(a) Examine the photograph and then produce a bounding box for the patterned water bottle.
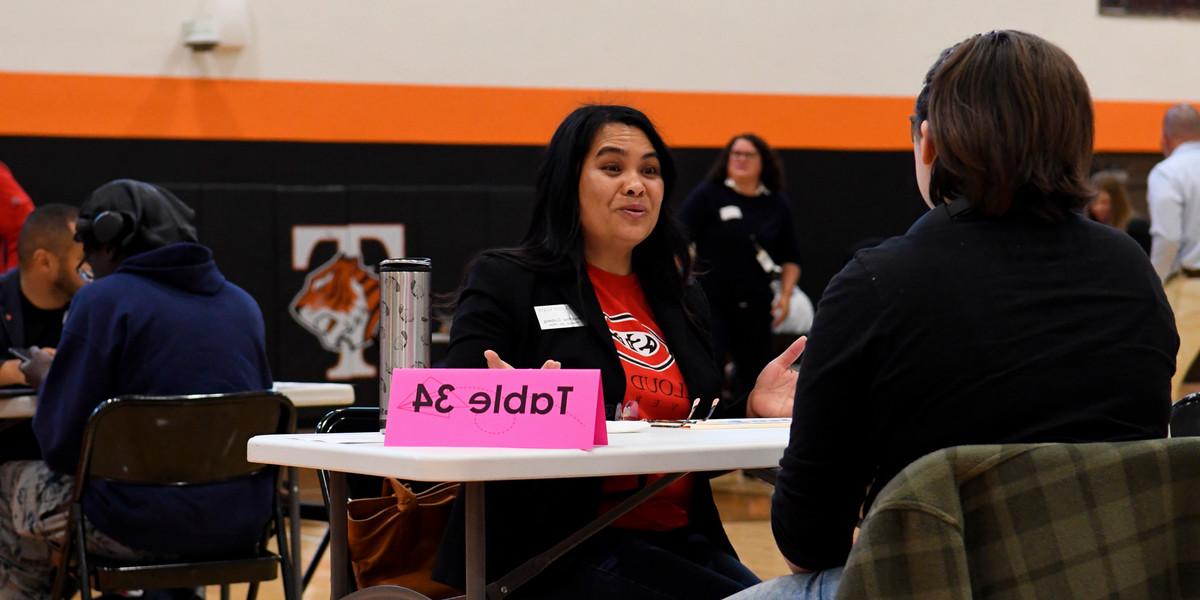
[378,257,432,431]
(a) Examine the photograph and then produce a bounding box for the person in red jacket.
[0,163,36,273]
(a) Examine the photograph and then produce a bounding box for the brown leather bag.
[345,479,462,599]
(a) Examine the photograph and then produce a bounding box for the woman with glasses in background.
[680,134,802,417]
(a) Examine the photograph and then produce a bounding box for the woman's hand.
[746,336,806,418]
[483,349,560,370]
[771,294,791,328]
[772,263,801,328]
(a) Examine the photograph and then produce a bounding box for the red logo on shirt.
[605,312,676,372]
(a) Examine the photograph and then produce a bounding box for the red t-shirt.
[588,264,694,531]
[0,163,33,273]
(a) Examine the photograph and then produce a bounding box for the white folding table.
[0,382,354,418]
[267,382,356,593]
[247,425,790,600]
[271,381,356,408]
[0,394,35,420]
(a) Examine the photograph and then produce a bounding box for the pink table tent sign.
[385,368,608,449]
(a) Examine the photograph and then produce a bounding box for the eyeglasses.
[730,150,759,160]
[908,114,922,139]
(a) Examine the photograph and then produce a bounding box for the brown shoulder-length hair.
[1089,170,1133,229]
[705,133,786,194]
[917,30,1095,220]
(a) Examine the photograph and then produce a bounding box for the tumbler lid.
[378,257,432,272]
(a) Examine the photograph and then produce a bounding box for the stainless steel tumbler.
[378,257,432,430]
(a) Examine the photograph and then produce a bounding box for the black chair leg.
[73,512,93,600]
[49,528,74,598]
[274,498,298,600]
[221,582,231,600]
[246,581,259,600]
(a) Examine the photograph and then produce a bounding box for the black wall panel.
[0,135,1161,407]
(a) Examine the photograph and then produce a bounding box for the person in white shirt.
[1148,102,1200,399]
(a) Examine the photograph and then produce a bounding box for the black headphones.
[76,210,135,247]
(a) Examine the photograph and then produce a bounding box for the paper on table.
[606,420,651,434]
[650,418,791,429]
[307,432,384,444]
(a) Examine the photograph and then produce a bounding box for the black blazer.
[433,255,736,590]
[0,268,40,462]
[0,268,26,351]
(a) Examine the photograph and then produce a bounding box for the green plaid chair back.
[837,439,1200,600]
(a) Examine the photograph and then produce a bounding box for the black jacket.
[679,182,801,307]
[0,269,40,462]
[433,254,735,590]
[0,268,27,351]
[772,205,1178,571]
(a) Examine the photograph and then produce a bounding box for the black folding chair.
[1172,392,1200,437]
[49,391,299,600]
[311,407,387,595]
[314,407,462,599]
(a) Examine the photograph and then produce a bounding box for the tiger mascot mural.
[289,252,381,379]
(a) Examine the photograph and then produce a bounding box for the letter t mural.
[290,224,406,380]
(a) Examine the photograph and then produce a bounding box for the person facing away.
[1147,103,1200,399]
[732,30,1176,600]
[434,104,805,599]
[0,204,87,463]
[0,179,273,600]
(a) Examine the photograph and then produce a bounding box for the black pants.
[709,297,774,412]
[0,420,40,462]
[516,528,759,600]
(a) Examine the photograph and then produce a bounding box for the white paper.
[534,304,585,330]
[719,205,744,221]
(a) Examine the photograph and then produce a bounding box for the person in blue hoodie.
[0,179,273,600]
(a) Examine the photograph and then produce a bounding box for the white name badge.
[719,205,743,221]
[534,304,585,330]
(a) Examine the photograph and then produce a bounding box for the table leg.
[289,466,303,594]
[329,471,351,599]
[465,481,486,600]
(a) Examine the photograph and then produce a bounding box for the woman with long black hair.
[433,105,802,599]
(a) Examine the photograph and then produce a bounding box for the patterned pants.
[0,460,164,600]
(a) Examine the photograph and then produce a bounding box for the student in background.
[0,180,273,600]
[0,204,86,463]
[0,163,36,273]
[1087,170,1150,254]
[680,134,802,416]
[1147,103,1200,399]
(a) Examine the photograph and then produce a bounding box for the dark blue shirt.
[33,242,274,556]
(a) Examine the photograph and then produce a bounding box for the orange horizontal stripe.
[0,71,1176,152]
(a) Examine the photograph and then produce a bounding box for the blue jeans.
[515,528,760,599]
[725,567,843,600]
